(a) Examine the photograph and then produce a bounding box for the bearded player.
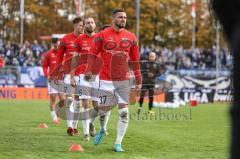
[71,18,111,140]
[70,17,98,140]
[85,9,142,152]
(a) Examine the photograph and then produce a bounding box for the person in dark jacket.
[138,52,164,115]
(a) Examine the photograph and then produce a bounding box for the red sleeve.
[129,34,142,85]
[70,38,81,74]
[86,32,103,73]
[41,52,49,78]
[57,38,66,64]
[90,32,103,56]
[73,37,81,53]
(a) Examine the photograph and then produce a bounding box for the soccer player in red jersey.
[56,17,84,136]
[70,17,99,140]
[72,22,112,140]
[42,38,64,124]
[85,9,142,152]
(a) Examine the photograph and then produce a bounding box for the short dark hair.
[100,24,111,31]
[72,17,83,24]
[112,8,125,17]
[52,38,58,44]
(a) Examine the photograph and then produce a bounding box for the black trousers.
[139,85,155,110]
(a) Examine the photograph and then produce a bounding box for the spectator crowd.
[0,39,48,67]
[0,39,233,71]
[140,45,233,71]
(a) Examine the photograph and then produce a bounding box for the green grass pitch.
[0,100,230,159]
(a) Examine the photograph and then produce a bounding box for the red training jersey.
[42,48,58,78]
[73,33,97,75]
[57,32,80,75]
[89,27,142,84]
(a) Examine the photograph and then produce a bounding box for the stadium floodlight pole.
[82,0,85,17]
[192,16,196,49]
[75,0,83,16]
[20,0,24,45]
[215,20,220,93]
[136,0,140,42]
[191,0,196,49]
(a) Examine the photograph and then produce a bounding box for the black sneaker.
[89,123,96,137]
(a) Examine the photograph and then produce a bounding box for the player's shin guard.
[72,100,81,129]
[50,111,58,122]
[66,96,74,128]
[90,108,98,124]
[98,110,109,132]
[82,108,90,135]
[115,108,129,145]
[103,111,111,131]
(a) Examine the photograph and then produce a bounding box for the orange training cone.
[69,144,84,152]
[38,123,48,128]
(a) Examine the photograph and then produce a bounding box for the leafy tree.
[1,0,220,48]
[86,0,217,48]
[24,0,73,42]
